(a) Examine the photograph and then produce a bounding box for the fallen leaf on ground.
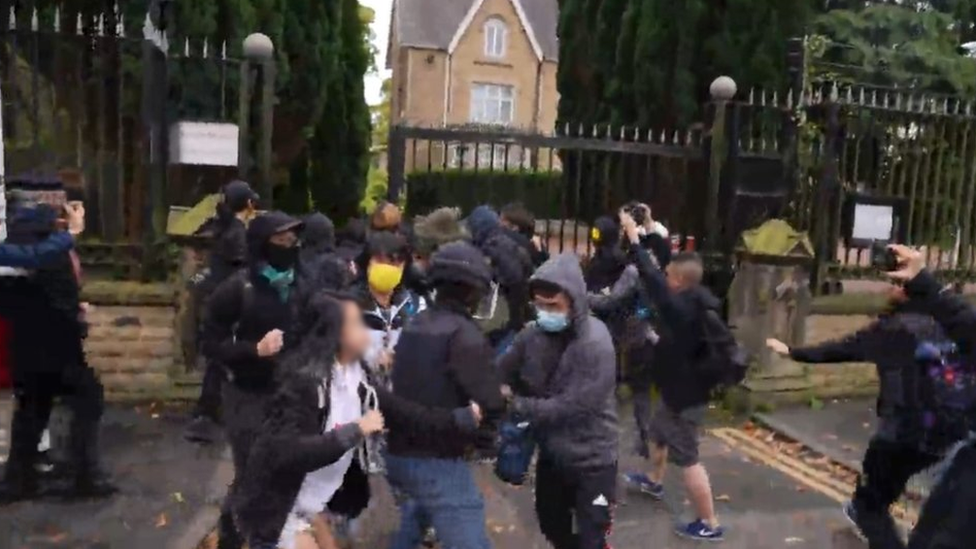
[842,445,856,452]
[785,537,805,544]
[155,513,168,528]
[715,494,731,502]
[172,492,184,503]
[823,434,839,440]
[151,413,160,419]
[47,533,67,543]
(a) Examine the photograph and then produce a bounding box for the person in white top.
[232,291,483,549]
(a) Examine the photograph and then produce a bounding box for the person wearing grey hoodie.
[497,253,619,549]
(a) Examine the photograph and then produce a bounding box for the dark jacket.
[235,365,478,546]
[630,241,715,411]
[498,254,619,470]
[387,301,506,459]
[589,264,659,354]
[0,231,74,269]
[301,214,352,291]
[207,217,248,288]
[203,218,304,393]
[468,206,533,337]
[788,307,949,446]
[505,227,549,268]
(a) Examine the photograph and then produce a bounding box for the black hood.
[247,211,303,262]
[302,213,336,254]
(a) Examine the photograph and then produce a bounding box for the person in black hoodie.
[386,241,506,549]
[620,210,725,542]
[301,212,352,292]
[766,283,952,548]
[585,216,628,294]
[233,291,482,549]
[185,180,259,444]
[203,211,304,549]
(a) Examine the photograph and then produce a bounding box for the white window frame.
[484,17,508,59]
[470,83,515,126]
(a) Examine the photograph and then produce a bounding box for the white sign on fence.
[169,122,239,167]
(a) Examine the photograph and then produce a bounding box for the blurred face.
[665,263,689,293]
[412,253,430,272]
[340,301,371,361]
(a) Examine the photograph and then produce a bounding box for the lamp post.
[705,76,737,252]
[239,33,275,208]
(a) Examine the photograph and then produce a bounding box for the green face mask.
[260,264,295,302]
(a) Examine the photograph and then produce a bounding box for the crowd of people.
[1,176,975,549]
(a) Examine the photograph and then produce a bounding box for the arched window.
[484,17,507,58]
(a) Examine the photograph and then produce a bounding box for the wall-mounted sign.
[169,122,239,167]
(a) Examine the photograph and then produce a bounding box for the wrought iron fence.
[389,124,708,258]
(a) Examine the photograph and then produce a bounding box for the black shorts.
[647,402,704,467]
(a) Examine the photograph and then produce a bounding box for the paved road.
[0,397,865,549]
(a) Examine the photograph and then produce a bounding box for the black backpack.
[695,307,750,391]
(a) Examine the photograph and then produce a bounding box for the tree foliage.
[558,0,976,129]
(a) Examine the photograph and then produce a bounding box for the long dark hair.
[278,290,358,381]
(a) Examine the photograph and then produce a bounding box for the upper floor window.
[471,83,514,125]
[484,17,508,58]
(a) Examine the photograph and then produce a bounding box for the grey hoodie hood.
[530,253,589,323]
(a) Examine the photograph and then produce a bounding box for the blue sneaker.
[676,519,725,542]
[622,472,664,499]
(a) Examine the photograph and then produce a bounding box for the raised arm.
[0,232,74,269]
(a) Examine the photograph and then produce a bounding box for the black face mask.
[266,243,299,271]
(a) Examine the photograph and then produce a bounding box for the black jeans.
[535,458,616,549]
[6,368,105,480]
[854,438,941,549]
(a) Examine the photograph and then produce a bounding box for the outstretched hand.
[765,338,790,356]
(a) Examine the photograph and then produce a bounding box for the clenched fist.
[256,329,284,357]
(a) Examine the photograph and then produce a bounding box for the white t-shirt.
[279,362,366,549]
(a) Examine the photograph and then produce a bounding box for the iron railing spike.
[772,90,779,107]
[760,89,767,107]
[577,123,584,137]
[749,88,755,105]
[203,38,209,58]
[845,87,853,104]
[830,82,839,102]
[672,130,679,145]
[222,41,228,60]
[185,37,190,57]
[97,13,105,36]
[8,6,15,30]
[659,129,666,143]
[943,98,950,115]
[31,7,39,31]
[895,92,902,110]
[786,89,794,110]
[859,87,866,105]
[966,102,973,116]
[77,12,83,35]
[54,6,61,33]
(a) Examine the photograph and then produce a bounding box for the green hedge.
[405,170,564,217]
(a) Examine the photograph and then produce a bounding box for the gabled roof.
[391,0,558,62]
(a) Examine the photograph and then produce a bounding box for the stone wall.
[81,282,180,401]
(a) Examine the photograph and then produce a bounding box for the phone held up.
[870,241,899,272]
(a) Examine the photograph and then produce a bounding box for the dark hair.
[529,279,564,299]
[366,231,408,263]
[280,291,358,379]
[433,280,483,311]
[500,202,535,236]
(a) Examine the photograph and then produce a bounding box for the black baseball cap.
[224,180,259,211]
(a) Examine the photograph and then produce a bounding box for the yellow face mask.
[368,263,404,294]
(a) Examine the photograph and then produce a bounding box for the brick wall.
[81,282,180,401]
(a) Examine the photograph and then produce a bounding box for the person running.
[185,180,259,444]
[385,241,506,549]
[497,253,619,549]
[766,281,954,548]
[233,291,482,549]
[620,210,725,541]
[203,211,306,549]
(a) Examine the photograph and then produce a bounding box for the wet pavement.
[0,395,867,549]
[756,397,937,496]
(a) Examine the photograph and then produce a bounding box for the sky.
[362,0,394,106]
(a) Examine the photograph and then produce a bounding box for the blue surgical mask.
[536,309,570,333]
